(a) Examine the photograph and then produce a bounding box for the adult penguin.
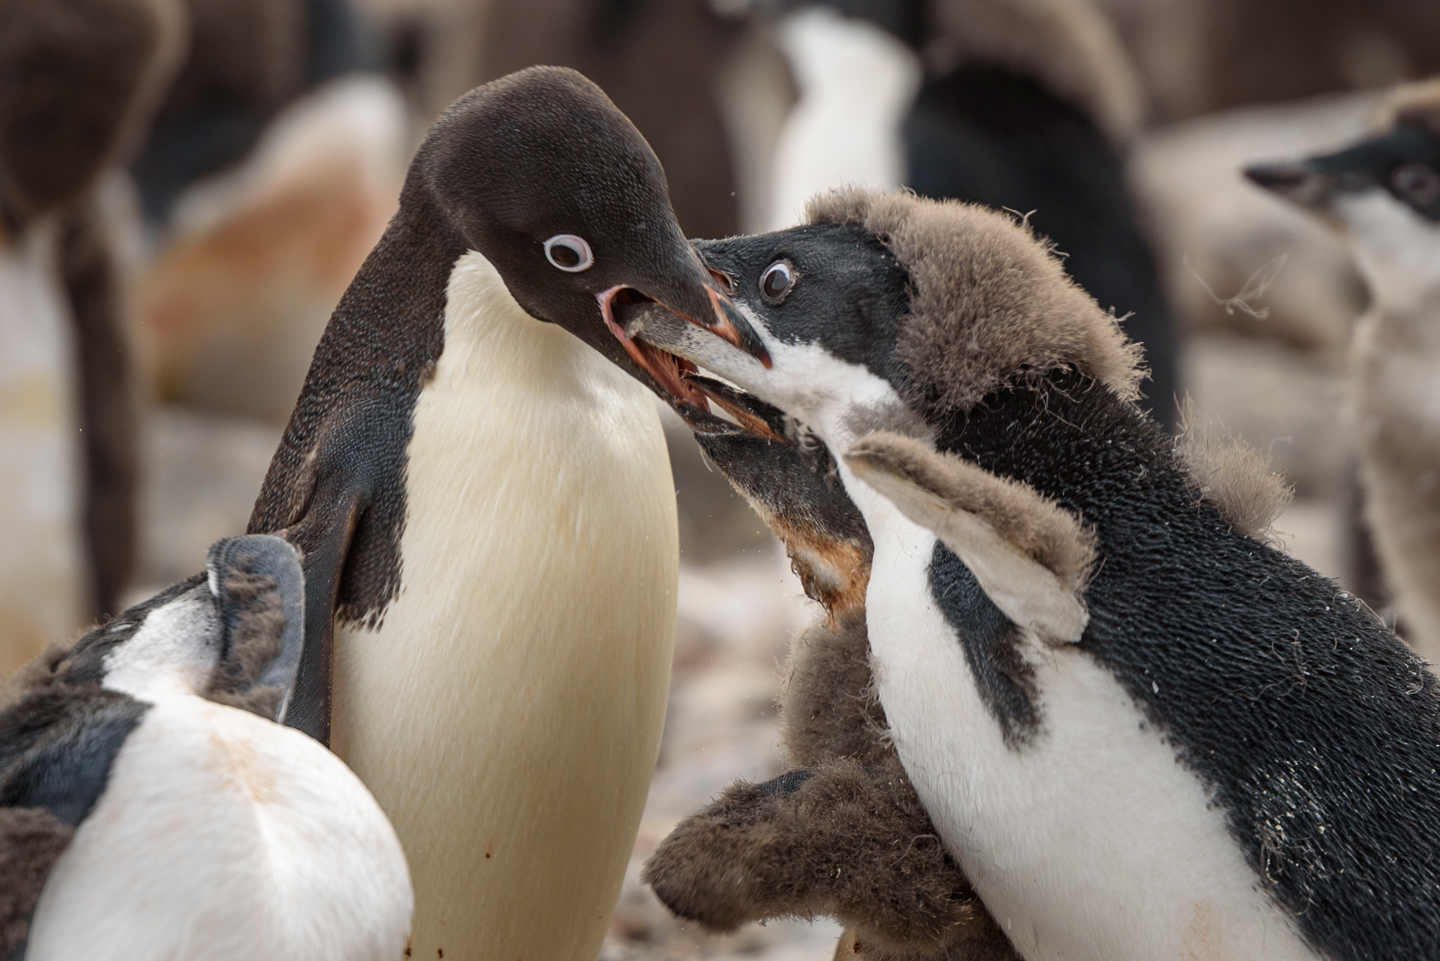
[628,187,1440,959]
[246,66,767,961]
[1245,78,1440,665]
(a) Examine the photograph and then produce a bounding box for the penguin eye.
[544,234,594,272]
[1391,162,1440,208]
[760,260,796,303]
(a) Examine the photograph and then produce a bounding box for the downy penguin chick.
[246,66,768,961]
[0,535,411,961]
[635,398,1019,960]
[631,187,1440,961]
[1245,79,1440,667]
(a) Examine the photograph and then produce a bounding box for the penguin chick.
[640,405,1019,960]
[1244,78,1440,665]
[631,187,1440,960]
[0,535,412,961]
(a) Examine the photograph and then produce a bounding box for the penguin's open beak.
[598,265,771,431]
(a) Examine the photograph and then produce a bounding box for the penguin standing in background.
[246,67,767,961]
[626,187,1440,960]
[0,534,411,961]
[770,0,1178,427]
[1245,78,1440,667]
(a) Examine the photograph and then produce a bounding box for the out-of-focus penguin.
[0,534,411,960]
[245,67,767,961]
[1245,78,1440,668]
[625,187,1440,960]
[768,0,1178,427]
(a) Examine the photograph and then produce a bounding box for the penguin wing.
[271,487,364,747]
[845,432,1094,644]
[203,535,307,725]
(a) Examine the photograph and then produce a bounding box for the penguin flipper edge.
[845,432,1094,645]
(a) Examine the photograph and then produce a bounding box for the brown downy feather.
[1174,403,1293,542]
[806,189,1144,415]
[643,755,1002,951]
[781,609,891,769]
[0,644,70,715]
[204,568,285,718]
[924,0,1145,145]
[0,807,75,957]
[846,432,1098,591]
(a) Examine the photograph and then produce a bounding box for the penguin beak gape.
[598,271,774,433]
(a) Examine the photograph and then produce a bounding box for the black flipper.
[205,534,307,724]
[282,490,364,746]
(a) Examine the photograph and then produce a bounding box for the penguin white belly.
[25,696,411,961]
[859,496,1316,961]
[330,252,678,961]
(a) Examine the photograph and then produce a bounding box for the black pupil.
[552,243,581,268]
[763,264,790,298]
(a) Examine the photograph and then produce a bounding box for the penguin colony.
[1245,79,1440,669]
[5,60,1440,961]
[0,535,410,960]
[627,186,1440,960]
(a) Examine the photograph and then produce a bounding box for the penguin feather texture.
[0,807,73,956]
[846,431,1097,591]
[1173,403,1293,542]
[805,188,1144,413]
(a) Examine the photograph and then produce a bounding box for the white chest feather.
[850,475,1315,961]
[25,696,411,961]
[330,251,679,961]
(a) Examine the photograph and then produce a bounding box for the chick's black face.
[415,67,766,417]
[694,223,913,394]
[1246,124,1440,221]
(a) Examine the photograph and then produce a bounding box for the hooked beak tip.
[704,287,772,368]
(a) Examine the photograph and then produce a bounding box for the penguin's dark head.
[413,65,768,427]
[1244,79,1440,306]
[625,188,1142,444]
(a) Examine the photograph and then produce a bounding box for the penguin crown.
[804,187,1145,414]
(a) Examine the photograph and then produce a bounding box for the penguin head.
[1244,79,1440,310]
[55,535,306,722]
[412,66,768,427]
[625,188,1142,444]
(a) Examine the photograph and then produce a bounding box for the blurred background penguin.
[4,0,1440,958]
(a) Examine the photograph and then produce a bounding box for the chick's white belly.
[863,519,1315,961]
[25,697,412,961]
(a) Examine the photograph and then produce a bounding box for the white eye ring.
[544,234,594,272]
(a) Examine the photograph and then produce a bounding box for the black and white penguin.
[244,66,766,961]
[1244,78,1440,668]
[0,534,411,960]
[626,186,1440,960]
[768,0,1178,427]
